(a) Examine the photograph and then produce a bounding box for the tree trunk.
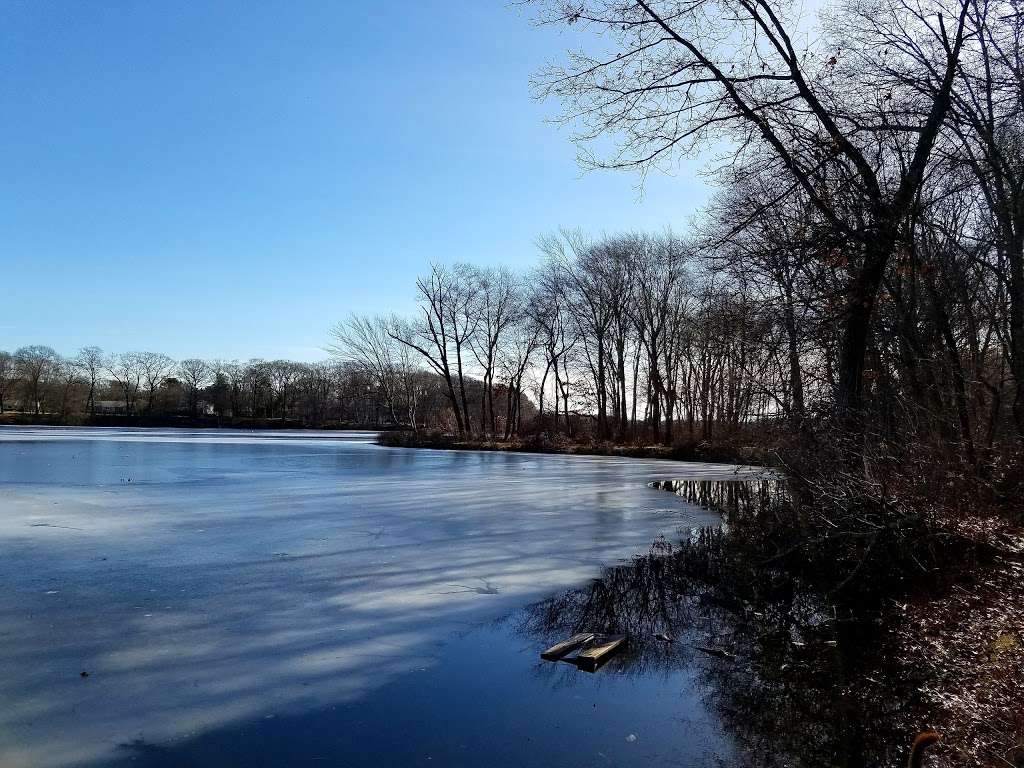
[835,233,896,421]
[455,344,472,437]
[1009,231,1024,438]
[782,279,804,425]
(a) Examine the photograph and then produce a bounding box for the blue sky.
[1,1,711,361]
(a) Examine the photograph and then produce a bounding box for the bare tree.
[389,264,477,434]
[220,361,245,417]
[498,313,543,438]
[538,231,618,437]
[330,314,406,425]
[297,362,334,426]
[528,258,579,434]
[600,236,640,439]
[106,352,145,416]
[447,264,480,434]
[74,346,105,417]
[268,360,300,420]
[530,0,971,420]
[243,360,270,418]
[138,352,175,414]
[53,358,83,420]
[947,1,1024,435]
[467,266,522,435]
[0,351,14,413]
[15,345,59,415]
[701,181,829,426]
[178,358,211,418]
[632,233,690,442]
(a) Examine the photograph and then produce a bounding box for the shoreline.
[0,413,395,432]
[375,430,776,467]
[383,430,1024,766]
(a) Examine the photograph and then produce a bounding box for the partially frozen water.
[0,427,759,767]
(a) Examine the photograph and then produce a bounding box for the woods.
[10,1,1023,458]
[323,0,1024,468]
[327,4,1024,753]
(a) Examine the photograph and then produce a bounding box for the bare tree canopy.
[529,0,971,419]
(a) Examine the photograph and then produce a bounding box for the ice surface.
[0,427,758,767]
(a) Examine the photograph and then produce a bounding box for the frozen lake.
[0,427,758,767]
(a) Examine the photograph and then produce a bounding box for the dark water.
[0,427,759,768]
[516,527,931,768]
[94,617,732,768]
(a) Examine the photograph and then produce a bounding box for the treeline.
[330,0,1024,467]
[334,187,1019,455]
[0,346,489,429]
[333,241,804,444]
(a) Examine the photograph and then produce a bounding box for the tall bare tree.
[530,0,971,420]
[178,358,211,418]
[389,264,478,434]
[15,345,58,415]
[948,1,1024,435]
[75,346,105,417]
[467,266,522,435]
[138,352,175,414]
[529,257,580,434]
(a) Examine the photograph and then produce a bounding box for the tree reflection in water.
[517,479,930,768]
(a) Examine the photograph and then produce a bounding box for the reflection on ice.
[649,477,787,522]
[0,427,756,767]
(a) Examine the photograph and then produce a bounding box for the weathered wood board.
[540,632,596,661]
[576,634,626,672]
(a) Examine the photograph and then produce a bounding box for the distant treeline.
[0,346,532,430]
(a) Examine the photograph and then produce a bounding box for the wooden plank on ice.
[541,632,595,661]
[576,634,626,672]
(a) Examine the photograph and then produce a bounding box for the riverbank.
[902,521,1024,767]
[636,479,1024,767]
[376,429,777,466]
